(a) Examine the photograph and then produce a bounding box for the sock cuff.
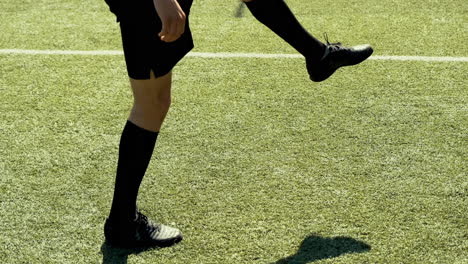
[124,120,159,138]
[120,121,159,156]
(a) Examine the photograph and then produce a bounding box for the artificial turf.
[0,0,467,263]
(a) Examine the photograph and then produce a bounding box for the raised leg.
[241,0,373,82]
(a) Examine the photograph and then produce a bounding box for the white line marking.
[369,55,468,62]
[0,49,467,62]
[0,49,123,56]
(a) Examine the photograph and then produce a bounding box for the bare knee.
[133,93,171,115]
[130,95,171,132]
[129,72,173,132]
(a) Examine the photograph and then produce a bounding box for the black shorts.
[105,0,194,79]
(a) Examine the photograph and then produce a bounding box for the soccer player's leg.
[105,71,183,248]
[241,0,373,82]
[103,0,194,248]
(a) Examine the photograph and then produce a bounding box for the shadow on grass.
[100,241,159,264]
[273,234,371,264]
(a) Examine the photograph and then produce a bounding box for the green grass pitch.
[0,0,467,263]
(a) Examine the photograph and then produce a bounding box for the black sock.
[108,121,159,223]
[245,0,325,60]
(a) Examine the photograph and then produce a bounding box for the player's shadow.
[273,234,371,264]
[100,241,159,264]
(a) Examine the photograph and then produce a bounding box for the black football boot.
[307,35,373,82]
[104,212,183,248]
